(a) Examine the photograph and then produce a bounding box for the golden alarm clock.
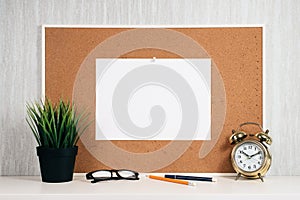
[229,122,272,182]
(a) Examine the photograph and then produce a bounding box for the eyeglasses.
[86,169,139,183]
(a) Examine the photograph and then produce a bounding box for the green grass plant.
[26,98,90,148]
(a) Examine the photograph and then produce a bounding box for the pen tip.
[212,178,217,182]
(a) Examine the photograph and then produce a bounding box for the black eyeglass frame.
[86,169,139,183]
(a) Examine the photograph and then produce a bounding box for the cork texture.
[45,27,262,173]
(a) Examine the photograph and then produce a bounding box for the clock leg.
[235,173,241,181]
[258,173,264,182]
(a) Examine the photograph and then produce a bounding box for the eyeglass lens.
[92,171,111,178]
[117,170,136,178]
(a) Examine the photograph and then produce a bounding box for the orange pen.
[146,175,196,186]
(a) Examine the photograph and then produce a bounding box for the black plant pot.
[37,146,78,183]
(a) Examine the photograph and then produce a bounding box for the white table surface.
[0,174,299,200]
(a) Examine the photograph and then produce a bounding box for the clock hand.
[250,152,261,158]
[241,151,251,158]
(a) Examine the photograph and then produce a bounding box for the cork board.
[44,27,263,173]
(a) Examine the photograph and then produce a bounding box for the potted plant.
[26,98,89,183]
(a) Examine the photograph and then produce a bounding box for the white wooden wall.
[0,0,299,175]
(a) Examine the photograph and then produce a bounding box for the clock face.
[234,141,265,172]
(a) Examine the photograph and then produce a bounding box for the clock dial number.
[234,142,265,172]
